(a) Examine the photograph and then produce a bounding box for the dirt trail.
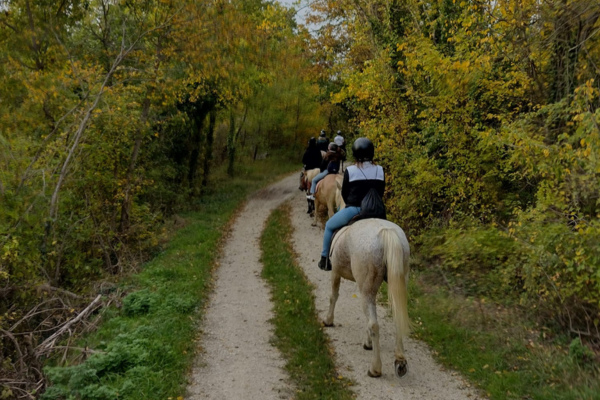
[187,175,297,400]
[288,180,484,400]
[188,173,483,400]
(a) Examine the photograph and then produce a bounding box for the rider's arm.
[320,153,329,172]
[341,169,350,203]
[374,167,386,198]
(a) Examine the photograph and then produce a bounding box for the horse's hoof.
[322,320,334,327]
[363,343,372,351]
[367,369,381,378]
[394,359,408,379]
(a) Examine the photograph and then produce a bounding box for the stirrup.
[318,256,332,271]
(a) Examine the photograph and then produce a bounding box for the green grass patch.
[260,204,355,400]
[406,273,600,400]
[41,156,299,400]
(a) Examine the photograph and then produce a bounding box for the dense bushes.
[0,0,323,395]
[311,0,600,338]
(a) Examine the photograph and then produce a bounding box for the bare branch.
[36,294,102,352]
[0,328,25,372]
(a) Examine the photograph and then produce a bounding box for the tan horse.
[312,174,343,227]
[324,219,411,379]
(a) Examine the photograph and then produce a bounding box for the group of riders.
[301,131,385,272]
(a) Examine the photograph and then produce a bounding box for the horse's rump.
[330,219,410,335]
[312,174,341,226]
[326,218,411,378]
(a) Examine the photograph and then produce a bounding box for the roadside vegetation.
[260,204,355,400]
[309,0,600,393]
[409,272,600,400]
[0,0,325,396]
[39,157,298,400]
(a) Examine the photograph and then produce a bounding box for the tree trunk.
[227,110,236,177]
[188,111,208,191]
[202,109,216,187]
[119,95,151,233]
[226,106,248,176]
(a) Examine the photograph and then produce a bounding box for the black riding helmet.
[352,138,374,162]
[309,137,316,145]
[320,130,327,137]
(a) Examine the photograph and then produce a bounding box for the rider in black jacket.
[302,137,323,170]
[317,130,329,152]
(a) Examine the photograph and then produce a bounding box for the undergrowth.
[388,270,600,400]
[260,204,355,400]
[41,156,298,400]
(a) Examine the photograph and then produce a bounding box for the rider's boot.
[318,256,332,271]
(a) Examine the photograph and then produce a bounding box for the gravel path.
[187,175,297,400]
[188,173,484,400]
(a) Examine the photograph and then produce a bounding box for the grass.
[41,155,299,400]
[399,271,600,400]
[260,203,355,400]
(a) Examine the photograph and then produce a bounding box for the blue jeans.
[322,206,361,257]
[310,170,329,195]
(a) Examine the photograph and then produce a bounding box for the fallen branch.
[36,294,102,352]
[36,284,84,300]
[40,345,104,356]
[0,328,25,373]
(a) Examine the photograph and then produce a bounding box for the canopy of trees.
[0,0,325,394]
[310,0,600,339]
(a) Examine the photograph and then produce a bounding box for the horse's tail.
[380,228,411,338]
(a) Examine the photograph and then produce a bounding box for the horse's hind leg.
[362,296,382,377]
[362,296,373,351]
[312,197,319,226]
[323,273,341,327]
[394,331,407,378]
[327,197,335,218]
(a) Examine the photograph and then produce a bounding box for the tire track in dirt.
[288,186,485,400]
[186,175,297,400]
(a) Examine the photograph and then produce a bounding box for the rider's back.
[342,162,385,208]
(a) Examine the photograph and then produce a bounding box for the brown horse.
[312,173,343,228]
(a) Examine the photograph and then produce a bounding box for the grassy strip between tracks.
[260,204,355,400]
[41,157,298,400]
[380,273,600,400]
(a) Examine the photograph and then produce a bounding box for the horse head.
[299,171,307,191]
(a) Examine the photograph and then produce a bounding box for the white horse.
[324,217,411,379]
